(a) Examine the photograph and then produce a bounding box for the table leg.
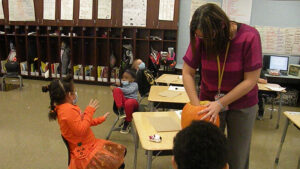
[276,93,283,129]
[149,101,154,112]
[274,118,290,167]
[133,125,139,169]
[146,150,153,169]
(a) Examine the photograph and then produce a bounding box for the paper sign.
[9,0,35,21]
[123,0,147,27]
[0,0,4,19]
[61,0,73,20]
[98,0,111,19]
[159,0,175,21]
[43,0,56,20]
[79,0,93,20]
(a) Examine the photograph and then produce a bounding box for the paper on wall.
[43,0,55,20]
[0,0,4,19]
[9,0,35,21]
[61,0,73,20]
[222,0,252,25]
[291,28,300,55]
[190,0,221,21]
[123,0,147,27]
[79,0,93,20]
[159,0,175,21]
[98,0,111,19]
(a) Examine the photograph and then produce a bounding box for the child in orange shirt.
[42,76,126,169]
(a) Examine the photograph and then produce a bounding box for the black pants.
[258,91,277,117]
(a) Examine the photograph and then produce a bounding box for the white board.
[98,0,111,19]
[79,0,93,20]
[159,0,175,21]
[9,0,35,21]
[222,0,253,24]
[43,0,56,20]
[0,0,4,19]
[190,0,221,21]
[122,0,147,27]
[60,0,73,20]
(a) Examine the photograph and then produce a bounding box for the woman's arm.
[183,62,201,106]
[200,69,261,122]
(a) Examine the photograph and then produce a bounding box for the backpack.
[143,69,155,85]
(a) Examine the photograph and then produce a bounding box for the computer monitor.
[269,55,289,71]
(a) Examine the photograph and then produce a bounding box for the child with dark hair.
[172,121,229,169]
[110,69,139,134]
[42,76,126,169]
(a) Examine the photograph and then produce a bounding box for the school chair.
[61,135,70,166]
[2,62,23,91]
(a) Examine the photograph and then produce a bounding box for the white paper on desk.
[0,0,4,19]
[175,110,182,119]
[61,0,73,20]
[123,0,147,27]
[286,111,300,115]
[79,0,93,20]
[43,0,56,20]
[190,0,220,21]
[168,86,185,92]
[9,0,35,21]
[98,0,111,19]
[159,0,175,21]
[222,0,252,25]
[265,84,285,92]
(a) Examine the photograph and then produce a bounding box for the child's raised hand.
[89,99,99,110]
[115,81,120,86]
[103,112,110,119]
[110,85,116,90]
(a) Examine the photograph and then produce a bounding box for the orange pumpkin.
[181,101,220,129]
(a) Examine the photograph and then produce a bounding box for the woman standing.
[182,4,262,169]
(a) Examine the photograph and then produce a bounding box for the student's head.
[132,59,145,71]
[42,75,76,121]
[190,3,230,57]
[172,121,229,169]
[121,69,136,85]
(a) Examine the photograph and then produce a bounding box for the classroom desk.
[274,111,300,168]
[155,74,183,85]
[258,83,286,129]
[133,111,180,169]
[148,86,190,111]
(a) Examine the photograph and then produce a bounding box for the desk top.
[284,111,300,128]
[155,74,183,85]
[133,111,180,151]
[265,74,300,80]
[148,86,190,103]
[258,83,286,93]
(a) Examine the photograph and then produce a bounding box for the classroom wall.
[176,0,300,69]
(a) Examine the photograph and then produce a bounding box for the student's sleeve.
[243,31,263,72]
[90,116,106,126]
[119,83,138,95]
[62,106,95,136]
[182,38,201,69]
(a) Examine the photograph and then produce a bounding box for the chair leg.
[106,116,120,140]
[2,77,5,91]
[270,98,274,119]
[19,76,22,90]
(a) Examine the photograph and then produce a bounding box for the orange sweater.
[56,103,126,169]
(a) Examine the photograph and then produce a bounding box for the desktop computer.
[268,55,289,76]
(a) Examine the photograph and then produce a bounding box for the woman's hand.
[89,99,99,110]
[198,101,222,123]
[103,112,110,119]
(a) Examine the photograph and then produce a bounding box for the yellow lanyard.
[217,42,230,94]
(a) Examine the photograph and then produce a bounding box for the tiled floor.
[0,79,299,169]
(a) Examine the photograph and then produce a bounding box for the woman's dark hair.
[42,75,74,121]
[124,68,137,80]
[190,3,230,57]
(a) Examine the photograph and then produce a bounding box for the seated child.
[172,121,229,169]
[132,59,153,97]
[42,76,126,169]
[110,69,139,134]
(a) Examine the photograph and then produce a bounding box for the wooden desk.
[258,83,286,129]
[148,86,190,111]
[155,74,183,85]
[274,111,300,168]
[265,74,300,80]
[133,112,180,169]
